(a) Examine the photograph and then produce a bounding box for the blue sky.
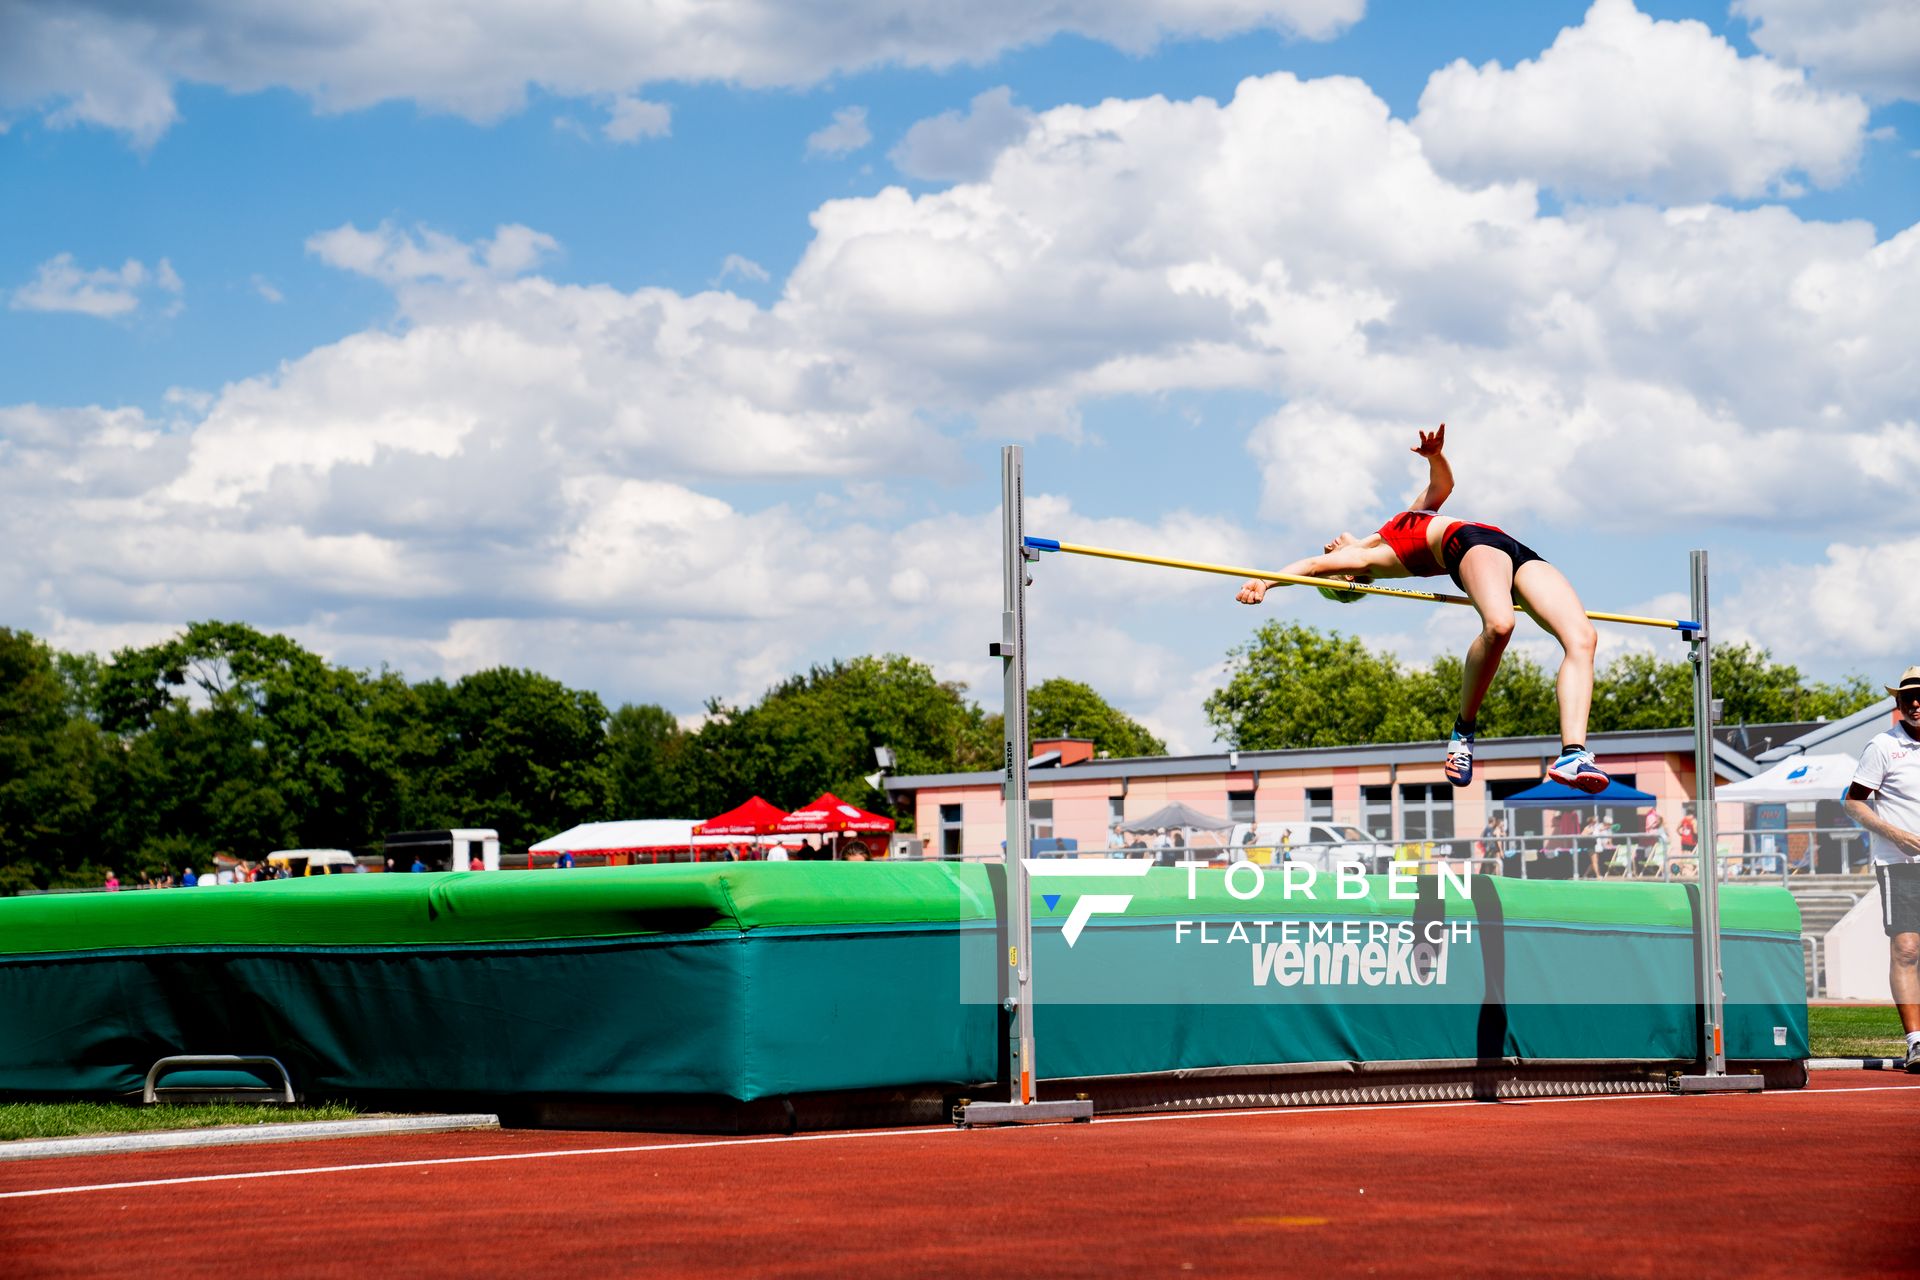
[2,0,1917,752]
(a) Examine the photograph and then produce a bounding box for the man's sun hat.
[1887,665,1920,696]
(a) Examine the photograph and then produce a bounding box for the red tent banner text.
[693,796,791,836]
[776,792,896,834]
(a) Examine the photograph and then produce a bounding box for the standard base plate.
[957,1098,1095,1128]
[1673,1073,1766,1094]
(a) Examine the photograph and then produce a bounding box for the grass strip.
[0,1100,361,1142]
[1806,1004,1907,1060]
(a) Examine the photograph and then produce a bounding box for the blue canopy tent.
[1501,779,1657,808]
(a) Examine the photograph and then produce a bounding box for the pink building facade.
[886,728,1751,861]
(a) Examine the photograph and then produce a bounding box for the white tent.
[529,820,736,857]
[1713,753,1858,804]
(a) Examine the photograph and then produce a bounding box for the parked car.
[1227,822,1392,873]
[265,849,363,877]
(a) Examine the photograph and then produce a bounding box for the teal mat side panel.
[1724,933,1811,1059]
[0,938,753,1097]
[736,925,997,1096]
[0,866,1809,1099]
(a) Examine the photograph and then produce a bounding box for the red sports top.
[1376,511,1444,576]
[1376,511,1506,577]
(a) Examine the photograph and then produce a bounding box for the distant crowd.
[103,862,311,890]
[96,835,883,890]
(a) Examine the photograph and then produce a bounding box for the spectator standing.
[104,870,120,892]
[1480,813,1510,874]
[181,867,198,887]
[410,856,427,873]
[1677,804,1697,861]
[1643,813,1670,877]
[1582,813,1608,878]
[557,848,575,869]
[1844,665,1920,1073]
[1107,824,1127,858]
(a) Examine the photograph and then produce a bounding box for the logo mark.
[1023,860,1154,946]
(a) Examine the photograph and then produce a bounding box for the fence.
[918,825,1873,886]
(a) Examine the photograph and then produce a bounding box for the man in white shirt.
[1845,665,1920,1073]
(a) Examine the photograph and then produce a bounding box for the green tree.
[607,702,691,817]
[1406,652,1560,740]
[407,668,615,850]
[0,629,115,890]
[671,655,998,821]
[1205,622,1561,750]
[1589,643,1877,732]
[97,621,399,861]
[1206,622,1434,749]
[1027,678,1165,757]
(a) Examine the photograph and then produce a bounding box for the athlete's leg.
[1512,560,1599,747]
[1454,544,1517,723]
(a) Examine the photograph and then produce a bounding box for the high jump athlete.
[1234,424,1608,793]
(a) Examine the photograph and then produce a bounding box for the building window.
[1399,783,1454,842]
[940,803,964,859]
[1305,788,1333,823]
[1030,799,1054,843]
[1361,786,1393,841]
[1227,790,1256,824]
[1109,795,1125,824]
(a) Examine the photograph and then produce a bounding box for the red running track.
[4,1075,1917,1279]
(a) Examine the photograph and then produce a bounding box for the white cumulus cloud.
[604,95,672,142]
[1414,0,1870,201]
[0,0,1364,144]
[10,253,183,317]
[304,222,559,287]
[891,86,1035,181]
[807,106,872,157]
[1734,0,1920,103]
[7,33,1919,723]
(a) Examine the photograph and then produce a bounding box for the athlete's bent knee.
[1483,616,1515,645]
[1893,934,1920,967]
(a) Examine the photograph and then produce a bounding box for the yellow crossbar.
[1027,538,1695,633]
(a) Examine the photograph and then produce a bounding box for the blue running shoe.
[1444,733,1474,787]
[1547,748,1609,794]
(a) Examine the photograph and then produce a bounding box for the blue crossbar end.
[1676,620,1702,635]
[1024,537,1062,552]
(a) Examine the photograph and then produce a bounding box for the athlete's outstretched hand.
[1235,579,1270,605]
[1412,423,1446,456]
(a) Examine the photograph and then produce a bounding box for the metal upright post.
[961,447,1092,1126]
[1677,549,1760,1093]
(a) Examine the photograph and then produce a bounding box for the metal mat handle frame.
[143,1054,297,1104]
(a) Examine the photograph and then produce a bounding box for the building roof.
[1752,698,1894,763]
[882,727,1761,794]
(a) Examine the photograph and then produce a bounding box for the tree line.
[0,622,1161,890]
[0,618,1872,890]
[1204,621,1877,748]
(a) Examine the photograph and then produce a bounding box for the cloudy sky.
[2,0,1916,752]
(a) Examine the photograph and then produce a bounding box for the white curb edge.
[0,1113,500,1162]
[1806,1057,1909,1071]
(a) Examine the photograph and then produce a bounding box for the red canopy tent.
[693,796,791,836]
[776,792,896,834]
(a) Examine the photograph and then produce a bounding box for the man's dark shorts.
[1441,524,1546,593]
[1876,862,1920,937]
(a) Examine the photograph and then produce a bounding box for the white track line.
[5,1083,1915,1201]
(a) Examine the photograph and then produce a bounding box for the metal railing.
[924,825,1874,886]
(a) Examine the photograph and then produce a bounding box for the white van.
[265,849,363,877]
[1227,822,1390,873]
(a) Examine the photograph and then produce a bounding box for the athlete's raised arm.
[1408,423,1453,512]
